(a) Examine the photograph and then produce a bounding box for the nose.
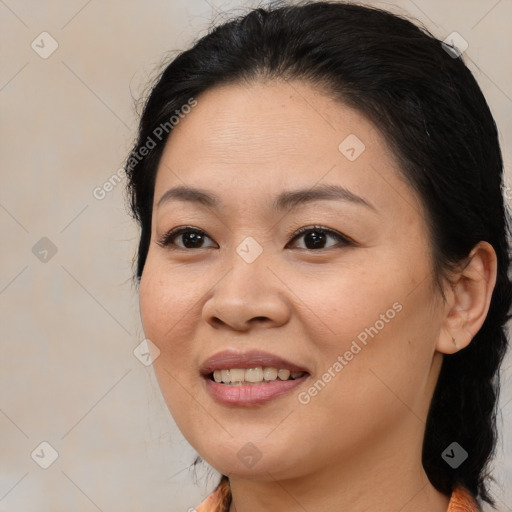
[201,253,291,332]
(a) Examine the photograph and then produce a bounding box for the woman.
[125,2,511,511]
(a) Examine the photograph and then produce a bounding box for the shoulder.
[447,486,482,512]
[195,476,231,512]
[195,480,480,511]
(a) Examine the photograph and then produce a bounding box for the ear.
[436,241,497,354]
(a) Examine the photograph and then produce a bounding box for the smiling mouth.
[209,367,308,385]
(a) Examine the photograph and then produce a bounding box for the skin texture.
[138,80,497,511]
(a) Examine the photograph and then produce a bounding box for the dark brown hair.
[125,1,512,505]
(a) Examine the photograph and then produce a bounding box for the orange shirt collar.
[196,478,481,512]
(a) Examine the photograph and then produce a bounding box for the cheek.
[291,260,402,353]
[297,260,439,399]
[139,262,199,370]
[139,263,204,423]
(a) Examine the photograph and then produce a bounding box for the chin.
[192,437,306,482]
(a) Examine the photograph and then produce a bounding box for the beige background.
[1,0,511,511]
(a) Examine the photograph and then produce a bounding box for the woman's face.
[139,80,447,481]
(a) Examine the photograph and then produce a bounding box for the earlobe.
[437,332,464,355]
[436,241,497,355]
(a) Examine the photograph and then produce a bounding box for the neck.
[227,417,450,512]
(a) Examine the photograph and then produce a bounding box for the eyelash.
[156,225,354,251]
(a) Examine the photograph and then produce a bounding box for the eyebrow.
[156,183,377,212]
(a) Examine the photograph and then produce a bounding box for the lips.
[200,350,310,375]
[200,350,310,406]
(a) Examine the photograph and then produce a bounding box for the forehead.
[160,80,377,164]
[153,80,421,219]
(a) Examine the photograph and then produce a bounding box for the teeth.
[277,369,290,381]
[230,368,245,383]
[263,367,278,381]
[211,367,305,385]
[245,367,263,383]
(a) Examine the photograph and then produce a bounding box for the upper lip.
[200,350,310,376]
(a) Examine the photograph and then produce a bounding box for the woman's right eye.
[156,227,218,250]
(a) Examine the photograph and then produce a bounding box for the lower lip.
[204,375,308,406]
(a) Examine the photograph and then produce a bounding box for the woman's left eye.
[156,225,352,251]
[286,226,352,250]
